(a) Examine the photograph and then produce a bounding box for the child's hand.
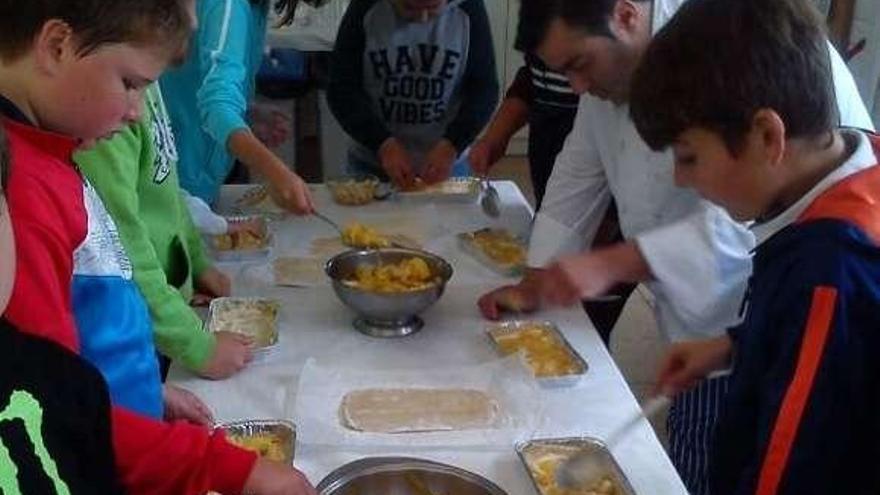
[191,293,214,307]
[198,332,253,380]
[468,138,501,177]
[378,137,416,189]
[163,384,214,427]
[478,283,540,320]
[249,103,292,148]
[196,267,231,299]
[268,168,315,215]
[243,459,318,495]
[421,139,457,185]
[655,336,733,396]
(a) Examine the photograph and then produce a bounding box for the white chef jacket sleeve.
[527,96,612,267]
[635,202,754,331]
[828,40,876,131]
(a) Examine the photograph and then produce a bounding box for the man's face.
[536,18,644,104]
[671,128,772,222]
[33,24,171,143]
[392,0,448,21]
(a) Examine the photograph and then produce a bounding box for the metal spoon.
[373,182,394,201]
[315,211,410,250]
[479,176,501,218]
[313,211,344,236]
[556,394,672,489]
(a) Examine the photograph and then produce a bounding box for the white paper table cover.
[168,182,687,494]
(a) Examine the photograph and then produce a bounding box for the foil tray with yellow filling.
[458,228,526,276]
[517,438,635,495]
[488,321,587,387]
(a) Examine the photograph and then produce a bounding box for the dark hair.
[0,0,192,62]
[516,0,650,53]
[630,0,837,154]
[260,0,330,28]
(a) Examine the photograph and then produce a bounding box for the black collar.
[0,93,34,125]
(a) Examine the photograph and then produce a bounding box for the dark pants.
[527,104,577,208]
[225,160,250,185]
[158,353,171,382]
[581,202,637,345]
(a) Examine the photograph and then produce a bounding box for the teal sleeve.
[196,0,252,149]
[74,123,216,371]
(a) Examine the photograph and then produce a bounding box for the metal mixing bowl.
[325,248,453,337]
[317,457,508,495]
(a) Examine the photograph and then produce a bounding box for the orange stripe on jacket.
[798,135,880,244]
[754,287,838,495]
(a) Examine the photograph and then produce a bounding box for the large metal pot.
[317,457,508,495]
[325,248,453,337]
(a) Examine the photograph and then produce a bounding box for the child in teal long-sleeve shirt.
[160,0,321,215]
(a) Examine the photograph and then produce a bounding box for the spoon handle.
[605,394,671,447]
[313,211,343,236]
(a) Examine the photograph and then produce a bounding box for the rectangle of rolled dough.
[340,388,500,433]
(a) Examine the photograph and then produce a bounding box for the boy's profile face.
[33,21,171,144]
[671,126,775,222]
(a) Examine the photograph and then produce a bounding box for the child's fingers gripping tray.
[205,297,281,359]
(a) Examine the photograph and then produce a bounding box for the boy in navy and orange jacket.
[630,0,880,493]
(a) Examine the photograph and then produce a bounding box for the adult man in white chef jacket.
[477,0,874,493]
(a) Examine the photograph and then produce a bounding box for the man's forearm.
[601,241,654,284]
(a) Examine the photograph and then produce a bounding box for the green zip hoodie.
[74,84,216,371]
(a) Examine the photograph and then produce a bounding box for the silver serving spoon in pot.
[556,394,672,489]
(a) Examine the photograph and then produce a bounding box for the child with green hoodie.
[75,83,253,380]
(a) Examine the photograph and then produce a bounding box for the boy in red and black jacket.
[630,0,880,493]
[0,114,123,495]
[0,1,316,494]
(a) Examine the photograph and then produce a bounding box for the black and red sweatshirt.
[0,97,257,494]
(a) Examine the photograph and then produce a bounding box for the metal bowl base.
[353,316,424,338]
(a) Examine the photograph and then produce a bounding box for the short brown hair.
[0,0,191,62]
[516,0,650,53]
[629,0,837,155]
